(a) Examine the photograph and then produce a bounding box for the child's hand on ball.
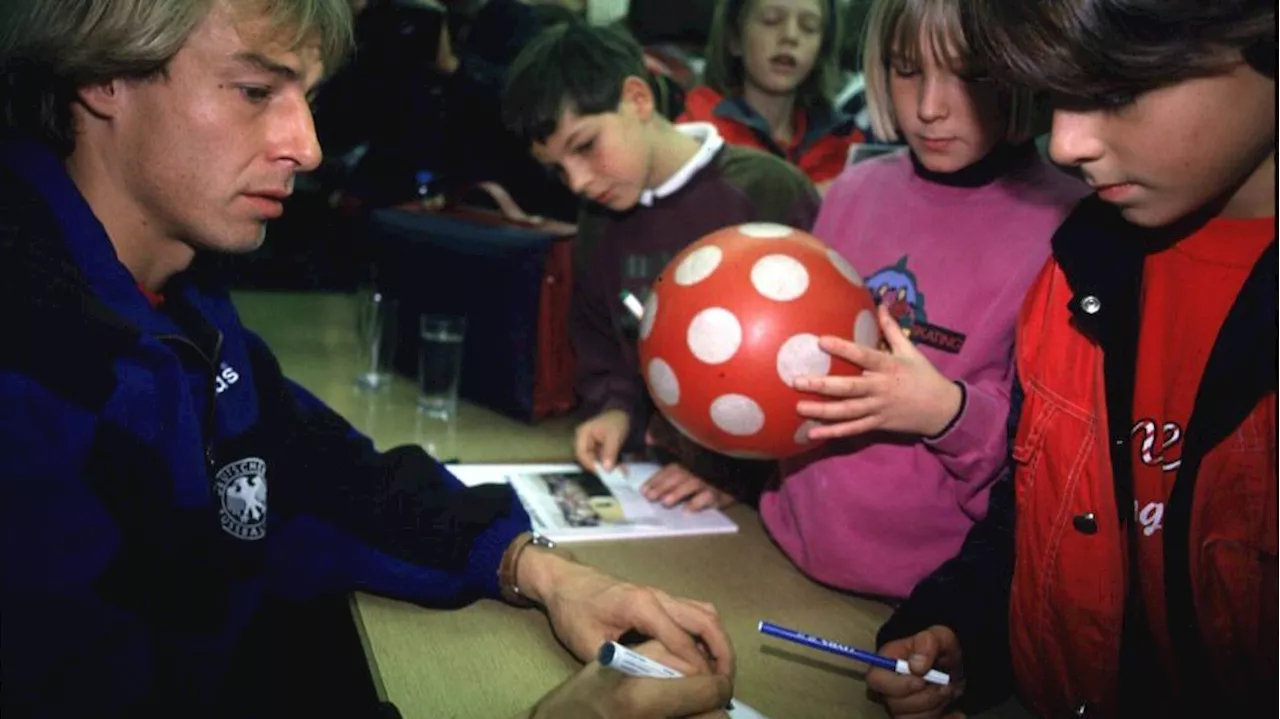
[793,305,963,440]
[640,463,736,511]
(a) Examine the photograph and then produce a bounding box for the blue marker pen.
[758,621,951,686]
[596,642,769,718]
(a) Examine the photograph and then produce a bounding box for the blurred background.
[205,0,882,293]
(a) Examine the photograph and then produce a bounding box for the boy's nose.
[1048,110,1106,167]
[564,162,593,196]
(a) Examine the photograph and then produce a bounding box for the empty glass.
[354,289,399,391]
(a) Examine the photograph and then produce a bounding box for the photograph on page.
[512,469,658,530]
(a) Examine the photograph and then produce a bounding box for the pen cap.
[597,642,683,678]
[597,642,619,665]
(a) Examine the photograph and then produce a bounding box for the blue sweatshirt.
[0,138,532,716]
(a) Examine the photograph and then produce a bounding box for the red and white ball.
[637,223,880,459]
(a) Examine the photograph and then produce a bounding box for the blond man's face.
[108,0,326,254]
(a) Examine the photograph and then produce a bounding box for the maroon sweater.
[571,140,819,450]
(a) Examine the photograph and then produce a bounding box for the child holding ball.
[655,0,1086,603]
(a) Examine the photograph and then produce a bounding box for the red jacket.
[878,197,1277,717]
[677,85,861,186]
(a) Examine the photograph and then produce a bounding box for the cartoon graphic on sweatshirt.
[866,256,967,354]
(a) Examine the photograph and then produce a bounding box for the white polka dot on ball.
[674,245,723,286]
[639,292,658,340]
[687,308,742,365]
[854,309,880,347]
[776,333,830,387]
[709,394,765,436]
[737,222,794,238]
[793,420,821,445]
[751,254,810,302]
[827,249,864,286]
[647,358,680,406]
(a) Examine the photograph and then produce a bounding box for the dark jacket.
[0,137,531,716]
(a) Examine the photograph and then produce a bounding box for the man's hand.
[867,626,966,719]
[515,549,735,679]
[640,463,735,511]
[794,305,962,440]
[574,410,631,473]
[526,641,731,719]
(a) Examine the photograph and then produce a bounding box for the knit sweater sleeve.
[569,207,641,420]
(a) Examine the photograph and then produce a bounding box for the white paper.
[728,699,771,719]
[446,463,739,544]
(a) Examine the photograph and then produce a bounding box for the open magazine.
[446,463,739,544]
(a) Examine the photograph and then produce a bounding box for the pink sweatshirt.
[759,146,1088,599]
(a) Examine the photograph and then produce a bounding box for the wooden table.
[235,291,1031,719]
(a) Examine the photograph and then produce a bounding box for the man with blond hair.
[0,2,736,716]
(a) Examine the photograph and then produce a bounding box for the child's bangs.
[886,0,974,74]
[959,0,1274,103]
[959,2,1148,100]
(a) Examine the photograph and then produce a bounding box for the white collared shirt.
[638,122,727,207]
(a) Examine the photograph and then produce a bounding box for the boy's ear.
[619,75,657,121]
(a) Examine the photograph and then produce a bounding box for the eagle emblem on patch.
[214,457,268,541]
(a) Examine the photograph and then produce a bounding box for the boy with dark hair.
[865,1,1276,718]
[504,21,820,510]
